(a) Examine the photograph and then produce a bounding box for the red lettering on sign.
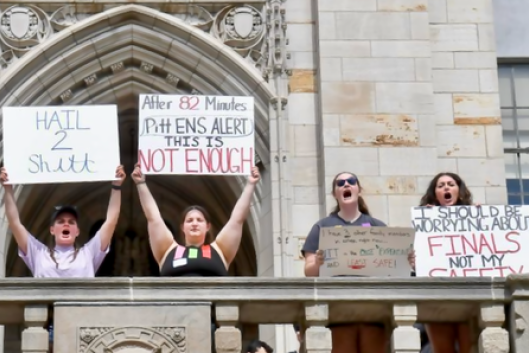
[138,148,179,172]
[185,147,254,174]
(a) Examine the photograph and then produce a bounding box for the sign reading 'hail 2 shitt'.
[2,105,120,184]
[138,94,255,175]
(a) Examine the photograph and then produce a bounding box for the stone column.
[215,303,241,353]
[479,303,509,353]
[21,305,48,353]
[510,298,529,353]
[304,303,331,353]
[314,0,436,225]
[391,304,420,353]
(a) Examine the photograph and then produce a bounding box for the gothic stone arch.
[0,4,275,278]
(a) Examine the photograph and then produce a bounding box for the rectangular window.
[500,65,529,205]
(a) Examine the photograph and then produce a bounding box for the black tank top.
[160,244,229,277]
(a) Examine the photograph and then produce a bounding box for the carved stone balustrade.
[0,276,527,353]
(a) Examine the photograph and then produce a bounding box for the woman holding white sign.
[0,165,126,277]
[131,163,260,275]
[302,172,388,353]
[413,172,474,353]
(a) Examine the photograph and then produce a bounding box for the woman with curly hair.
[412,172,475,353]
[419,172,473,207]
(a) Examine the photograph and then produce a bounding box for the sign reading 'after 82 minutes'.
[138,94,255,175]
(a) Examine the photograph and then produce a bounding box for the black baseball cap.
[50,206,79,225]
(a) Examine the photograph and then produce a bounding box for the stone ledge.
[0,0,265,10]
[0,277,509,302]
[0,277,518,326]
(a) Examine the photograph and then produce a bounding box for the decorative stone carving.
[173,5,213,32]
[84,73,98,87]
[212,6,265,51]
[0,6,49,45]
[79,326,186,353]
[60,89,73,102]
[0,5,79,53]
[0,2,289,81]
[140,62,154,74]
[49,5,79,31]
[260,0,289,80]
[110,62,125,74]
[166,73,180,87]
[0,49,17,69]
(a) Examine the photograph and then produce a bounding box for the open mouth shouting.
[343,189,353,201]
[61,229,71,238]
[443,192,453,204]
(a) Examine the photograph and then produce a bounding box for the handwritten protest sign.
[319,226,415,277]
[138,94,255,175]
[412,205,529,277]
[2,105,120,184]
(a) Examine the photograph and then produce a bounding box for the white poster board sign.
[318,226,415,277]
[138,94,255,175]
[412,205,529,277]
[2,105,120,184]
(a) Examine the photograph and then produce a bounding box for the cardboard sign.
[412,205,529,277]
[138,94,255,175]
[319,226,415,277]
[2,105,120,184]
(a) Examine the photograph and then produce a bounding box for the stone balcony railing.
[0,277,527,353]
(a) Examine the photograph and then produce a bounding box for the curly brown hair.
[419,172,473,206]
[330,172,371,216]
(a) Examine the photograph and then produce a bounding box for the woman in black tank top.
[130,163,260,277]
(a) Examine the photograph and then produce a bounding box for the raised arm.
[98,165,126,251]
[131,163,174,264]
[0,168,29,254]
[215,167,260,265]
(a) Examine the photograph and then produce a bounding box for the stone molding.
[0,277,509,302]
[79,326,186,353]
[0,1,288,81]
[0,4,275,163]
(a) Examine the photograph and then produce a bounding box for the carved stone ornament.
[212,6,264,48]
[0,6,49,47]
[0,5,79,52]
[79,326,186,353]
[0,3,289,81]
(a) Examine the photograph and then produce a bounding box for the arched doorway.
[0,4,274,278]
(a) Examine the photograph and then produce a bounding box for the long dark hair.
[419,172,473,206]
[180,205,214,244]
[330,172,370,216]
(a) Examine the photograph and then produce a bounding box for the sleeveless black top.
[160,244,229,277]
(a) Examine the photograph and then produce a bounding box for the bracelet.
[111,184,121,190]
[136,181,146,185]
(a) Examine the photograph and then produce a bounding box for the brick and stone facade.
[0,0,508,352]
[288,0,505,279]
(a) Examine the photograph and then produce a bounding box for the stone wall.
[429,0,506,206]
[287,0,506,271]
[285,6,508,329]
